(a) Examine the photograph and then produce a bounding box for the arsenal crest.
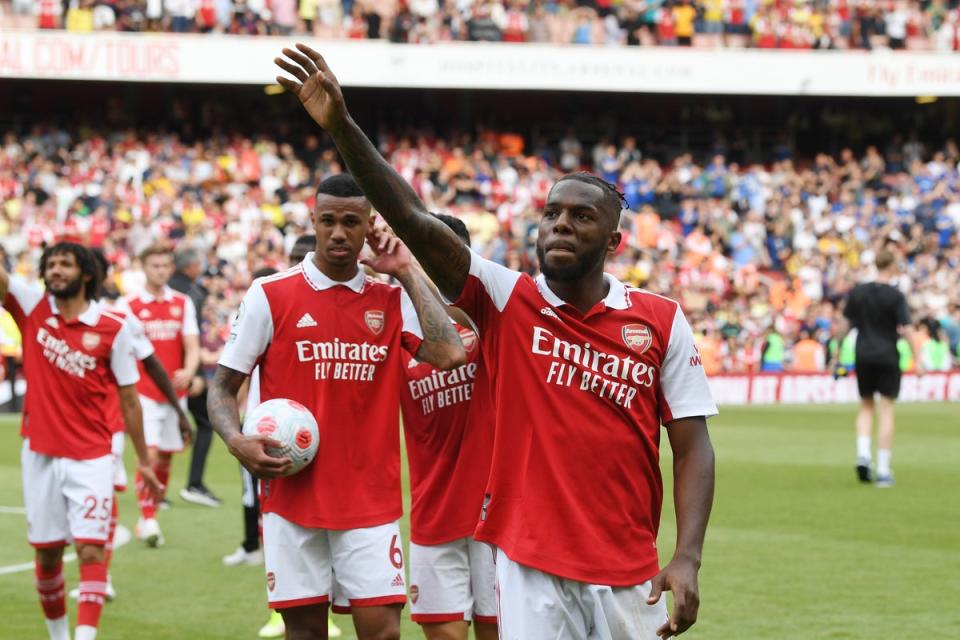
[170,305,182,318]
[364,310,385,335]
[621,324,653,354]
[81,332,101,351]
[266,572,276,592]
[410,585,419,604]
[458,327,478,353]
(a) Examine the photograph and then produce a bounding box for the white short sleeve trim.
[219,280,273,375]
[660,305,718,423]
[6,276,44,316]
[181,295,199,337]
[110,320,141,387]
[125,313,155,360]
[399,289,425,341]
[467,250,523,313]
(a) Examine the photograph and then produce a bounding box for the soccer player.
[841,248,920,487]
[276,44,717,639]
[118,244,199,547]
[0,242,162,640]
[400,214,498,640]
[208,174,465,640]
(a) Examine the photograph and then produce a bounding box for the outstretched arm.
[207,365,293,478]
[275,44,471,301]
[647,416,715,639]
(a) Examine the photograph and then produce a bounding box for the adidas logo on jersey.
[296,313,318,328]
[540,307,559,319]
[390,573,405,588]
[45,317,59,329]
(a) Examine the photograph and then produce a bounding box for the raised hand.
[274,43,349,132]
[360,225,414,278]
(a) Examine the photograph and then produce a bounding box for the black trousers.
[186,388,214,488]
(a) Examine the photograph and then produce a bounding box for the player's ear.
[607,230,622,255]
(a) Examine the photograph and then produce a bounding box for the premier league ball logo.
[621,324,653,354]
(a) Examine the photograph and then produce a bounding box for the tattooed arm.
[362,227,465,370]
[207,365,292,478]
[275,44,471,302]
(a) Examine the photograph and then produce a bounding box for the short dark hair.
[90,248,111,300]
[290,234,316,263]
[252,267,278,280]
[553,172,626,228]
[432,213,471,247]
[39,242,101,301]
[316,174,365,199]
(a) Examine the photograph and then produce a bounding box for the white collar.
[534,273,630,311]
[50,296,101,326]
[301,252,366,293]
[138,286,175,303]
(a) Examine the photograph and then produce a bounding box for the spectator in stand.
[673,0,696,46]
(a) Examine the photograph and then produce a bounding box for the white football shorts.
[140,395,187,452]
[495,548,668,640]
[21,440,113,547]
[111,431,127,491]
[262,513,407,611]
[409,537,497,624]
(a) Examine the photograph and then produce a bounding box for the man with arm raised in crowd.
[276,44,717,640]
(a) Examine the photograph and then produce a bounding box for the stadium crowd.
[4,0,960,50]
[0,125,958,376]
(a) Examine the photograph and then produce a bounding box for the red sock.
[136,470,156,519]
[77,561,108,629]
[105,499,119,568]
[35,560,66,620]
[155,458,171,502]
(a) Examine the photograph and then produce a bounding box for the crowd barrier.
[708,370,960,405]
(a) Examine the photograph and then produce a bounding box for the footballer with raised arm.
[276,44,717,640]
[0,243,162,640]
[208,175,465,640]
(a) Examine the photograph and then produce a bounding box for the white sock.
[75,625,98,640]
[45,615,69,640]
[856,436,872,462]
[877,449,892,477]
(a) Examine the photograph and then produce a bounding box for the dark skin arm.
[207,365,293,479]
[118,384,163,499]
[275,44,471,302]
[141,353,193,445]
[647,416,714,639]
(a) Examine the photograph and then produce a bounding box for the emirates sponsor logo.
[410,585,419,603]
[296,339,389,382]
[143,319,183,341]
[296,313,318,328]
[407,362,478,415]
[458,327,478,353]
[621,324,653,354]
[81,331,101,351]
[364,310,384,335]
[36,329,98,378]
[266,572,276,592]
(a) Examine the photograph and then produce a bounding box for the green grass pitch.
[1,403,958,639]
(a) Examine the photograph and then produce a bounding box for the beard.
[536,241,608,282]
[47,274,85,300]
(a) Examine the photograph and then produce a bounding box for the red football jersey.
[401,323,494,545]
[4,279,140,460]
[455,253,718,586]
[98,302,155,434]
[220,256,425,530]
[120,287,198,403]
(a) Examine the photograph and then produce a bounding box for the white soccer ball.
[243,398,320,476]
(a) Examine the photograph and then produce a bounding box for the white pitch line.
[0,506,27,515]
[0,525,131,576]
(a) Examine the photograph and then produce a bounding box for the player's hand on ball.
[361,225,413,277]
[227,433,293,479]
[274,44,348,132]
[648,556,701,638]
[138,465,165,501]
